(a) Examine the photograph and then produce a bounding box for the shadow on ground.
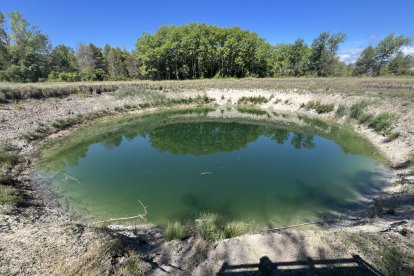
[217,255,382,275]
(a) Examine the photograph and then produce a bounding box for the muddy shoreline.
[1,87,413,274]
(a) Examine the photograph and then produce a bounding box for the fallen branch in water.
[94,200,148,224]
[62,173,82,185]
[200,171,213,175]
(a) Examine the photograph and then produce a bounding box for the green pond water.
[37,109,388,226]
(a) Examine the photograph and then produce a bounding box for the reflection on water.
[37,109,388,225]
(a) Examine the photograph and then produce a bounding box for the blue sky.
[1,0,413,63]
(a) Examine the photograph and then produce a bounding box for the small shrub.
[51,115,83,129]
[114,86,166,103]
[386,132,399,142]
[119,251,143,276]
[193,95,214,104]
[368,112,396,133]
[164,221,187,241]
[357,113,374,124]
[114,106,125,112]
[0,185,18,206]
[306,101,334,114]
[238,96,268,105]
[22,131,45,141]
[335,105,347,117]
[349,101,369,120]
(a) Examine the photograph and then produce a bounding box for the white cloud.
[401,46,414,56]
[338,48,364,64]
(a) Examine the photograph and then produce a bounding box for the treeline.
[0,11,412,83]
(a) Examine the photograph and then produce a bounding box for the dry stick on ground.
[94,200,148,224]
[247,221,322,232]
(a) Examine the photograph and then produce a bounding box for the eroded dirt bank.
[0,85,413,275]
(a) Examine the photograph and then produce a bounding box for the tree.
[75,43,107,80]
[372,34,412,76]
[353,46,375,76]
[135,23,274,80]
[309,32,346,76]
[104,46,129,79]
[387,52,412,75]
[49,45,78,73]
[124,51,140,79]
[286,38,310,76]
[0,12,51,82]
[0,12,9,71]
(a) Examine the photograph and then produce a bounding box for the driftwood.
[94,200,148,224]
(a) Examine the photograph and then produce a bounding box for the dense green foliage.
[353,34,413,76]
[0,11,412,82]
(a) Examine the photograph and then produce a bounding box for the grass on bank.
[164,221,188,241]
[1,77,414,102]
[0,185,18,206]
[333,101,399,139]
[237,96,269,105]
[332,231,414,275]
[21,93,215,143]
[54,238,144,275]
[0,145,19,208]
[164,213,249,242]
[305,101,335,114]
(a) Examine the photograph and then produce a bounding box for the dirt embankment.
[0,82,413,275]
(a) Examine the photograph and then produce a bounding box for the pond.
[37,108,388,226]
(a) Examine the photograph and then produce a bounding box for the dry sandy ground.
[0,88,413,274]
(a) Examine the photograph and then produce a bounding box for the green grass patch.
[335,105,347,117]
[51,115,84,130]
[349,101,370,120]
[164,221,188,241]
[195,213,249,241]
[223,221,249,238]
[305,101,335,114]
[0,185,18,206]
[196,213,225,241]
[114,85,166,103]
[238,96,269,105]
[367,112,396,133]
[386,132,400,142]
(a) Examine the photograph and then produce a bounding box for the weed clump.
[223,221,249,238]
[238,96,268,105]
[196,213,225,241]
[0,185,18,206]
[335,105,347,117]
[305,101,334,114]
[164,221,187,241]
[349,101,370,120]
[114,85,166,103]
[51,115,83,129]
[195,213,249,241]
[367,112,396,133]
